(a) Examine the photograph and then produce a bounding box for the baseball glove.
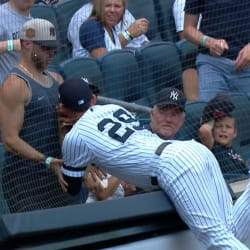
[201,92,235,124]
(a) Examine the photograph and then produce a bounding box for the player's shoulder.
[94,103,124,111]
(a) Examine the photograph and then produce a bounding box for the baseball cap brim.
[157,102,185,111]
[33,40,62,48]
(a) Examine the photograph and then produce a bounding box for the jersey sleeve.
[184,0,203,15]
[79,19,106,53]
[61,129,92,177]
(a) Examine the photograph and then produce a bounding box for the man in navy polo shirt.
[184,0,250,101]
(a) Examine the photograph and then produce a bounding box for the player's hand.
[207,37,228,57]
[57,104,75,127]
[127,18,149,38]
[50,158,68,192]
[235,43,250,70]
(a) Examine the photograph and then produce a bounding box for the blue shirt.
[185,0,250,59]
[212,143,248,179]
[79,19,106,53]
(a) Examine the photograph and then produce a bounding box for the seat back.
[97,49,143,102]
[135,41,182,105]
[55,0,87,61]
[59,57,104,93]
[126,0,162,41]
[156,0,177,42]
[231,94,250,161]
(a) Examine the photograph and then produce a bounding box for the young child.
[199,93,248,179]
[84,166,136,203]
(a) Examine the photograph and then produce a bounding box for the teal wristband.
[122,30,132,42]
[45,156,53,169]
[201,35,208,47]
[125,30,133,41]
[7,40,14,51]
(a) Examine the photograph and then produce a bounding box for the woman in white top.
[79,0,149,58]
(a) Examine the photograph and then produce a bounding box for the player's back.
[64,104,163,169]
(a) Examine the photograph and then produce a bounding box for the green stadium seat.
[175,100,207,141]
[126,0,162,41]
[230,94,250,161]
[59,57,104,93]
[135,41,183,106]
[55,0,87,61]
[30,4,58,27]
[156,0,177,42]
[97,49,143,103]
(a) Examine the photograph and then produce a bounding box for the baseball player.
[57,78,250,250]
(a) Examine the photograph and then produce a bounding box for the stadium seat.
[59,57,104,93]
[30,4,59,34]
[30,4,65,68]
[230,94,250,161]
[135,41,183,106]
[55,0,87,62]
[126,0,162,41]
[97,49,143,103]
[175,100,207,141]
[155,0,177,42]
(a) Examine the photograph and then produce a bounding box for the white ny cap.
[19,18,60,48]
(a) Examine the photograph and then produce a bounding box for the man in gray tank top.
[0,18,88,213]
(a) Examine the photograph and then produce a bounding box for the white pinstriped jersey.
[62,104,165,188]
[62,104,250,250]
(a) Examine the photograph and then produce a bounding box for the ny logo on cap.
[49,27,56,37]
[78,99,85,105]
[170,90,179,100]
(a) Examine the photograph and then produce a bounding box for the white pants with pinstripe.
[154,140,250,250]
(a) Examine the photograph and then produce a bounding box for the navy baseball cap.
[59,77,93,112]
[155,87,186,111]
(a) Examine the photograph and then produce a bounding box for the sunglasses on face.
[40,45,57,51]
[32,42,57,51]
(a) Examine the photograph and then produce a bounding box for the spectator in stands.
[84,165,136,203]
[0,18,87,213]
[0,0,34,85]
[146,87,186,140]
[71,0,149,58]
[184,1,250,101]
[173,0,200,101]
[199,93,248,179]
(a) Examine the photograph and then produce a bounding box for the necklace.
[18,64,51,86]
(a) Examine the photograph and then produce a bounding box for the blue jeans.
[196,53,250,101]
